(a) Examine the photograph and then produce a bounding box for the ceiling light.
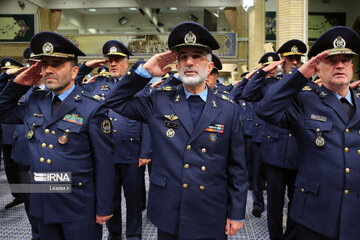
[88,9,97,12]
[219,7,225,10]
[242,0,254,12]
[119,17,128,25]
[129,8,137,11]
[169,7,177,11]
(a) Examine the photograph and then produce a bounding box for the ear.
[207,61,214,75]
[71,65,79,80]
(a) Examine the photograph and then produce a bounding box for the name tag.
[311,114,327,122]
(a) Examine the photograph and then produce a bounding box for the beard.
[179,65,208,87]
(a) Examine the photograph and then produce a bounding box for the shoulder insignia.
[355,92,360,98]
[302,86,312,91]
[319,91,327,97]
[223,91,229,94]
[220,94,234,103]
[212,100,217,108]
[93,94,105,101]
[162,86,172,91]
[74,94,81,101]
[174,95,180,102]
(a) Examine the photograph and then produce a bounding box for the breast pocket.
[24,117,45,142]
[56,121,85,151]
[304,119,332,150]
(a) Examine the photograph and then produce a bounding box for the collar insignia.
[212,100,217,108]
[175,95,180,102]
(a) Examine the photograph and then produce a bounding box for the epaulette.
[82,92,105,102]
[217,94,234,103]
[355,92,360,99]
[153,86,178,92]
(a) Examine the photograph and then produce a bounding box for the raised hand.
[299,51,329,79]
[85,59,108,69]
[143,51,178,77]
[6,67,28,76]
[262,59,284,73]
[13,62,42,86]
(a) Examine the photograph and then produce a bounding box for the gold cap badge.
[184,31,196,45]
[43,42,54,54]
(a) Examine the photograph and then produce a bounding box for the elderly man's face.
[176,47,214,87]
[206,71,218,90]
[282,55,302,75]
[108,56,128,79]
[318,54,353,88]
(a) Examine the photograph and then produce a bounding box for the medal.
[58,134,68,144]
[315,135,325,147]
[26,130,34,139]
[166,128,175,138]
[209,133,217,142]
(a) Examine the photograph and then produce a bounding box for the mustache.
[44,74,57,80]
[183,67,198,73]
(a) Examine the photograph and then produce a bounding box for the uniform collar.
[52,84,75,101]
[184,85,208,102]
[333,89,353,106]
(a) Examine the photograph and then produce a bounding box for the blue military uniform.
[257,26,360,240]
[0,31,115,240]
[105,21,248,239]
[242,52,299,240]
[76,41,150,240]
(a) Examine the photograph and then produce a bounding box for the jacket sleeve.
[256,68,307,129]
[139,123,152,159]
[230,77,249,101]
[241,69,267,102]
[104,62,154,123]
[0,81,30,124]
[227,104,248,220]
[74,62,94,85]
[88,110,116,216]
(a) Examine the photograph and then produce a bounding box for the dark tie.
[340,97,355,120]
[187,95,206,127]
[51,96,62,117]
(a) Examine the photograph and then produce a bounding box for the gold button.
[40,157,45,163]
[46,159,51,164]
[201,148,206,153]
[184,164,190,169]
[201,166,206,172]
[130,138,134,142]
[183,183,188,188]
[242,102,246,106]
[41,143,46,148]
[345,129,350,133]
[186,145,191,150]
[65,129,70,133]
[81,91,84,93]
[345,168,350,174]
[357,149,360,155]
[49,144,54,149]
[289,71,292,74]
[51,130,56,135]
[113,130,117,133]
[301,188,304,192]
[33,113,36,116]
[200,185,205,190]
[114,118,118,122]
[44,129,50,134]
[288,133,292,137]
[358,130,360,135]
[267,136,271,139]
[316,128,320,133]
[110,118,113,120]
[345,147,349,152]
[344,189,349,195]
[127,71,131,75]
[78,182,83,187]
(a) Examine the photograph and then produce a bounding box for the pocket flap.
[57,121,82,133]
[150,174,167,188]
[295,177,320,194]
[305,119,332,131]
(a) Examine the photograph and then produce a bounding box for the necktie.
[340,97,355,120]
[187,95,205,127]
[51,96,62,117]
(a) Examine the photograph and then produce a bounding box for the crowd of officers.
[0,21,359,240]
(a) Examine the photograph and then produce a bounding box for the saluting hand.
[245,68,259,80]
[6,67,28,76]
[350,79,360,90]
[299,51,329,79]
[225,218,244,236]
[86,75,98,83]
[96,214,113,225]
[13,62,42,86]
[262,59,284,73]
[85,59,108,69]
[143,51,178,77]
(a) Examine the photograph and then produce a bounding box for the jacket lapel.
[39,91,52,124]
[348,88,360,127]
[319,86,349,125]
[188,89,221,143]
[169,87,194,135]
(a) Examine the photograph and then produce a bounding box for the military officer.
[0,31,115,240]
[75,40,150,240]
[104,21,248,239]
[257,26,360,240]
[276,39,307,75]
[242,52,298,240]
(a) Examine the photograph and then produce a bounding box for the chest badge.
[166,128,175,138]
[209,133,217,142]
[26,130,34,139]
[58,134,68,144]
[315,135,325,147]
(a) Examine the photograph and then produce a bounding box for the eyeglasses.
[177,53,206,63]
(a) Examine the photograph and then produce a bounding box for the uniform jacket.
[242,69,298,169]
[75,62,152,162]
[0,82,115,224]
[256,68,360,239]
[0,72,16,145]
[104,65,248,239]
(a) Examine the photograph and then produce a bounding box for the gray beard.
[179,65,208,87]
